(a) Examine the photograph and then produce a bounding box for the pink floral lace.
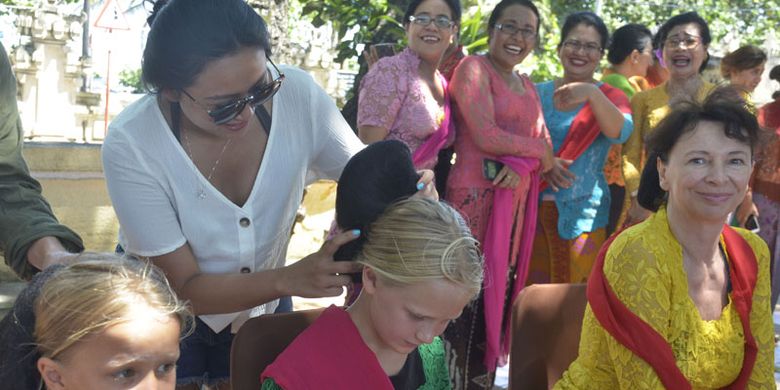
[446,55,550,190]
[357,48,452,170]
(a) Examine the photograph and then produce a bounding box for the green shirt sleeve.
[601,73,636,99]
[0,42,83,280]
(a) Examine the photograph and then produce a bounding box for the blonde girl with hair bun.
[262,197,483,389]
[0,253,192,390]
[355,197,483,297]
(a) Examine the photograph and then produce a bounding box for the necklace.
[182,127,232,199]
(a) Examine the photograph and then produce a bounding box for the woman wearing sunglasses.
[357,0,460,176]
[622,12,716,226]
[101,0,369,388]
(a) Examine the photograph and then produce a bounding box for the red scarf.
[261,305,393,389]
[540,83,631,191]
[587,225,758,389]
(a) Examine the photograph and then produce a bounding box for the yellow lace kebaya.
[555,207,774,389]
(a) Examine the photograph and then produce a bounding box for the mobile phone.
[370,43,397,59]
[482,158,505,181]
[745,214,760,233]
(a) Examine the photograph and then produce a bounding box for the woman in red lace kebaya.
[442,1,557,388]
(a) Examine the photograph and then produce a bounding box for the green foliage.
[299,0,406,64]
[459,2,489,54]
[118,68,143,93]
[295,0,779,83]
[549,1,780,49]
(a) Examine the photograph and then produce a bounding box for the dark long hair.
[142,0,271,92]
[334,140,421,264]
[607,23,652,66]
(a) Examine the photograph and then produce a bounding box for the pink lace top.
[447,55,551,189]
[357,48,453,170]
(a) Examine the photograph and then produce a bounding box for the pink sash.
[482,156,540,370]
[412,74,453,168]
[261,305,393,389]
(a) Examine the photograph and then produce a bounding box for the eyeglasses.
[562,40,602,55]
[408,14,454,29]
[495,23,536,39]
[181,59,285,125]
[664,34,701,50]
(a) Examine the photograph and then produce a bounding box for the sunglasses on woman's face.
[182,59,285,125]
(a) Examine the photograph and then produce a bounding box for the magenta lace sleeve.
[357,58,408,130]
[450,57,547,158]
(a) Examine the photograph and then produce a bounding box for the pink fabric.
[412,75,453,167]
[482,156,540,371]
[445,55,551,370]
[446,55,550,190]
[261,305,393,389]
[358,48,454,170]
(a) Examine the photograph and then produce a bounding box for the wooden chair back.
[509,284,588,389]
[230,308,324,390]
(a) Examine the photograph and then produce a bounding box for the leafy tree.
[118,68,143,93]
[293,0,779,85]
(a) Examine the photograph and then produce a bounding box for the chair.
[230,308,325,390]
[509,283,587,390]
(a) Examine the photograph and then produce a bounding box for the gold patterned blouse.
[555,207,774,389]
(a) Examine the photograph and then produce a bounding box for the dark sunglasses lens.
[250,80,282,107]
[210,102,245,125]
[210,77,283,125]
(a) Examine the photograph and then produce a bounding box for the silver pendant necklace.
[182,127,232,199]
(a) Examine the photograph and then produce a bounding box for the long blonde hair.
[34,253,192,360]
[356,197,484,297]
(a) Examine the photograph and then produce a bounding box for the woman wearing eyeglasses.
[528,11,632,285]
[357,0,459,173]
[101,0,371,388]
[622,12,716,226]
[442,1,554,388]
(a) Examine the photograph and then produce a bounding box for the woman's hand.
[414,169,439,200]
[493,165,521,189]
[553,82,598,111]
[541,142,555,173]
[543,158,575,192]
[277,229,363,298]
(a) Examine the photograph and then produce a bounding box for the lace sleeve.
[418,336,451,390]
[450,57,546,158]
[357,57,408,130]
[555,231,670,389]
